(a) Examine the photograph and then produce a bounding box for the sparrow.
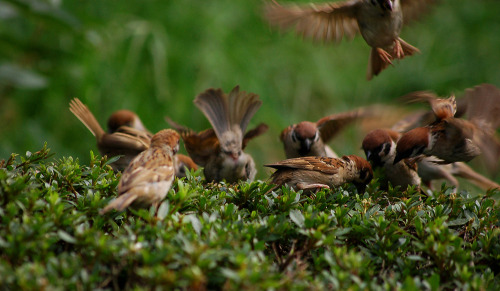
[264,0,436,80]
[166,86,268,183]
[362,128,421,190]
[280,108,368,159]
[100,129,180,214]
[69,98,150,171]
[265,155,373,193]
[394,94,482,164]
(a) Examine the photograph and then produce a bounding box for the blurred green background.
[1,0,500,185]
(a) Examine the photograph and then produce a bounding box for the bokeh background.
[1,0,500,186]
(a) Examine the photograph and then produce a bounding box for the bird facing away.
[280,108,368,159]
[362,128,421,190]
[265,155,373,193]
[264,0,436,80]
[69,98,150,171]
[166,85,268,183]
[100,129,180,214]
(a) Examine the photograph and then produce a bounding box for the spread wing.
[317,108,365,143]
[242,123,269,149]
[401,91,456,120]
[98,131,150,155]
[265,0,361,43]
[265,156,342,175]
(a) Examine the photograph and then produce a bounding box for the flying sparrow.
[362,128,421,190]
[265,155,373,193]
[166,86,268,183]
[264,0,436,80]
[69,98,150,171]
[100,129,180,214]
[280,108,368,159]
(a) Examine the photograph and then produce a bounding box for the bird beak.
[355,183,367,194]
[383,0,393,11]
[301,139,312,153]
[366,150,372,160]
[393,154,403,165]
[230,153,239,161]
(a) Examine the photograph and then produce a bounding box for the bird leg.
[296,183,330,192]
[376,48,393,65]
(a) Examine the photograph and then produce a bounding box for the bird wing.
[265,0,361,43]
[265,156,341,175]
[69,98,105,139]
[401,91,456,120]
[400,0,437,25]
[316,108,365,143]
[242,123,269,149]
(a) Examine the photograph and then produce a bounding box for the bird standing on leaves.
[265,0,436,79]
[100,129,180,214]
[265,155,373,193]
[167,86,268,183]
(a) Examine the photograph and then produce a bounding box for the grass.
[1,144,499,289]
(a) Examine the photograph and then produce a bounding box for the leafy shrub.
[1,145,499,290]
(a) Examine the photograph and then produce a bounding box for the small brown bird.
[100,129,180,214]
[264,0,436,80]
[167,86,268,183]
[265,155,373,193]
[394,95,482,164]
[280,109,367,159]
[69,98,150,171]
[362,128,421,190]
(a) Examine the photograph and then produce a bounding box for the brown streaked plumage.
[100,129,180,214]
[166,86,267,183]
[265,155,373,193]
[264,0,436,80]
[69,98,150,171]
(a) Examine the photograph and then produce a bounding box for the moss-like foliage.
[1,144,499,290]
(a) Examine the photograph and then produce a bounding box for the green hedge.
[1,145,499,290]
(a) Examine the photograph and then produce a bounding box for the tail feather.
[451,162,500,190]
[367,48,391,80]
[194,86,262,137]
[99,192,138,214]
[69,98,105,139]
[398,38,420,58]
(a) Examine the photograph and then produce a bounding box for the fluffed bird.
[69,98,150,171]
[394,94,481,164]
[166,86,268,183]
[280,108,368,159]
[264,0,436,80]
[362,128,421,190]
[100,129,180,214]
[265,155,373,193]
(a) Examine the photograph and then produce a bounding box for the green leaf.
[290,209,305,228]
[57,230,76,244]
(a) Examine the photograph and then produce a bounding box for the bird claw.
[393,40,404,59]
[376,48,393,65]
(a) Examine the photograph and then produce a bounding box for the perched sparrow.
[100,129,180,214]
[417,158,500,191]
[394,95,482,164]
[265,155,373,193]
[362,128,421,190]
[69,98,150,171]
[280,108,367,159]
[166,86,268,183]
[265,0,436,80]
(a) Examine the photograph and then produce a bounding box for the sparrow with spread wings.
[265,0,436,80]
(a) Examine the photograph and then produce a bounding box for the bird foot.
[393,39,404,59]
[297,183,330,192]
[376,48,393,65]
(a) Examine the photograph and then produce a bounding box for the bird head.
[348,155,374,193]
[151,129,180,153]
[393,127,430,164]
[292,121,320,156]
[362,129,399,167]
[107,110,147,133]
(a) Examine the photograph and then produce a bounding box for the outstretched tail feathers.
[367,38,419,80]
[194,86,262,138]
[99,192,138,214]
[69,98,106,140]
